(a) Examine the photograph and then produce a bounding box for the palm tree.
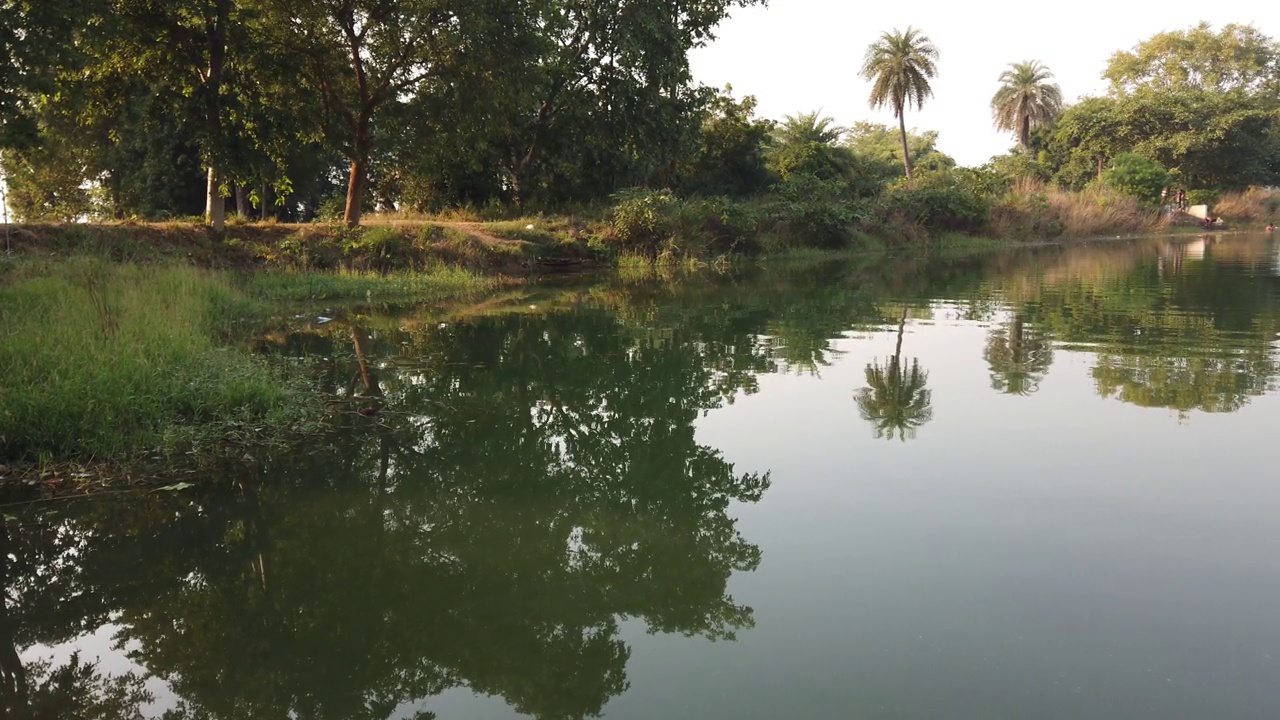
[773,111,846,147]
[984,313,1055,395]
[990,61,1064,150]
[860,27,939,182]
[855,310,934,441]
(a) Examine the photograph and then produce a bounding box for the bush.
[762,174,865,249]
[872,171,990,236]
[342,226,415,271]
[1102,154,1170,204]
[1185,189,1221,208]
[609,189,682,251]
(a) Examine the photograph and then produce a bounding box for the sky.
[689,0,1280,167]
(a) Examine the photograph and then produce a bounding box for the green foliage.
[1104,22,1280,97]
[986,151,1053,184]
[1047,89,1279,191]
[1186,189,1221,207]
[762,174,865,249]
[874,170,991,234]
[1103,153,1171,203]
[844,122,954,181]
[609,189,683,251]
[675,89,775,197]
[0,260,310,461]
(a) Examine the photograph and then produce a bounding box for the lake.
[7,233,1280,719]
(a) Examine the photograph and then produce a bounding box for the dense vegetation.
[3,9,1278,252]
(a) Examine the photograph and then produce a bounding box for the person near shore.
[1268,223,1276,233]
[1176,189,1186,210]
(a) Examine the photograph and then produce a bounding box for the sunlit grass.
[239,264,504,302]
[0,259,312,463]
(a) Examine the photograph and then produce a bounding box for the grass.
[0,259,315,464]
[240,264,504,303]
[986,180,1165,240]
[1213,188,1280,225]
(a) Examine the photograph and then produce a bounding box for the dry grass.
[986,179,1165,240]
[1212,188,1280,225]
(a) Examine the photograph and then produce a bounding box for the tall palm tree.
[855,310,934,441]
[860,27,939,182]
[990,61,1064,150]
[984,313,1055,396]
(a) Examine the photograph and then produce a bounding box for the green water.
[7,234,1280,719]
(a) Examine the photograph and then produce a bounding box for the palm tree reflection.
[856,310,933,441]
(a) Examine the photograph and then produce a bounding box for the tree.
[844,121,955,177]
[855,309,934,441]
[773,111,845,146]
[1104,22,1280,98]
[984,313,1055,396]
[497,0,763,206]
[674,88,775,197]
[1103,153,1170,204]
[262,0,476,227]
[991,60,1064,150]
[1047,90,1279,191]
[860,27,938,182]
[0,0,101,148]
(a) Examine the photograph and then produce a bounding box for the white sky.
[690,0,1280,167]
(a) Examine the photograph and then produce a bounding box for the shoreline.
[0,223,1268,498]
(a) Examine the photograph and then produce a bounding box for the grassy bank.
[239,265,504,303]
[0,259,316,465]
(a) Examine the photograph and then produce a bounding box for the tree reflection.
[0,522,152,720]
[984,313,1055,396]
[4,308,777,720]
[856,310,934,441]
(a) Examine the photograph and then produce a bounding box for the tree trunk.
[204,0,230,231]
[343,112,372,228]
[1020,116,1031,150]
[206,167,225,231]
[344,157,367,228]
[897,108,914,182]
[260,179,270,221]
[234,183,247,217]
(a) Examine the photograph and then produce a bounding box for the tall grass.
[1213,188,1280,224]
[986,180,1164,240]
[0,259,309,463]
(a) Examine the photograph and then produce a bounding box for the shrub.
[342,226,414,271]
[760,173,865,249]
[872,171,990,236]
[609,189,681,251]
[1102,154,1170,204]
[1185,189,1221,208]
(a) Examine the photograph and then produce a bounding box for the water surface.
[7,234,1280,719]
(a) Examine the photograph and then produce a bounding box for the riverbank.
[0,218,1264,491]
